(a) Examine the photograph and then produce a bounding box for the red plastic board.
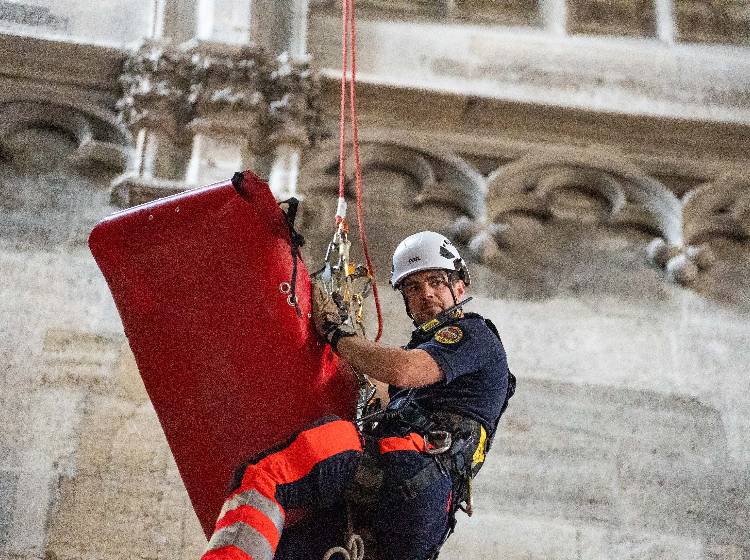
[89,171,356,537]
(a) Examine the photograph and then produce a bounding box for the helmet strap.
[447,281,458,307]
[400,269,459,323]
[401,290,415,321]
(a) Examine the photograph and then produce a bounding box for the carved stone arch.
[0,86,131,143]
[486,148,682,240]
[0,101,93,149]
[461,147,708,284]
[683,174,750,246]
[0,100,130,172]
[300,138,486,220]
[299,140,433,196]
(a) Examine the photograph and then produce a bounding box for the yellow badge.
[434,326,463,344]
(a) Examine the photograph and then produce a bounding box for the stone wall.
[0,0,153,45]
[2,127,749,559]
[1,1,749,558]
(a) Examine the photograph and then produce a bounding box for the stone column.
[112,42,194,206]
[152,0,198,43]
[195,0,252,44]
[185,42,268,186]
[250,0,312,199]
[111,1,202,206]
[654,0,676,44]
[541,0,567,36]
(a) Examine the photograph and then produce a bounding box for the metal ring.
[424,431,452,455]
[279,282,291,294]
[287,294,296,307]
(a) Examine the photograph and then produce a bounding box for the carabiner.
[424,430,452,455]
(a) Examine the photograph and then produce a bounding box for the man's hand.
[311,281,356,349]
[311,281,444,386]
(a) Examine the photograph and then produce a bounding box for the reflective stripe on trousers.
[203,486,284,560]
[201,417,363,560]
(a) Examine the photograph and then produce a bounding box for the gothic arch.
[683,174,750,246]
[485,148,682,242]
[453,147,716,285]
[0,100,130,171]
[300,138,486,219]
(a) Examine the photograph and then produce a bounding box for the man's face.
[400,269,466,324]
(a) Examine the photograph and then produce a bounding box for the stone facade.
[1,1,749,559]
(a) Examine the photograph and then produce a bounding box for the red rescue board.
[89,171,357,537]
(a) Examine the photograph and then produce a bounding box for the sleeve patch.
[434,326,463,345]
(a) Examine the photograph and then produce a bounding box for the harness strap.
[395,460,445,501]
[379,433,427,454]
[230,171,305,318]
[279,197,305,318]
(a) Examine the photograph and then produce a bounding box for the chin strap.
[413,297,473,335]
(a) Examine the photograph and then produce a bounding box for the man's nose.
[418,282,437,298]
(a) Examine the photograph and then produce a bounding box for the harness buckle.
[424,430,452,455]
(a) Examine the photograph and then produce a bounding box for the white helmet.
[391,231,470,288]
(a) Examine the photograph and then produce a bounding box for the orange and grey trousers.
[200,415,453,560]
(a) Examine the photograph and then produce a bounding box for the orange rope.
[337,0,349,205]
[339,0,383,341]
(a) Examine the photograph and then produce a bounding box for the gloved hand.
[311,281,356,350]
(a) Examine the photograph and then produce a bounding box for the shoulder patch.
[434,325,463,344]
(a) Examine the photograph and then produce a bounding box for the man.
[202,231,513,560]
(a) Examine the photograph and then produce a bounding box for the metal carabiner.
[424,430,452,455]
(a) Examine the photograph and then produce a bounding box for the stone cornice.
[116,40,324,151]
[317,78,750,185]
[309,13,750,125]
[0,32,124,94]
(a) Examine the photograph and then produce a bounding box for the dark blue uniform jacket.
[391,312,511,435]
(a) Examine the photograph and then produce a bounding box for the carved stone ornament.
[117,41,195,134]
[194,44,268,110]
[304,140,486,217]
[478,149,711,284]
[263,52,324,149]
[117,41,323,151]
[306,141,747,288]
[0,101,129,172]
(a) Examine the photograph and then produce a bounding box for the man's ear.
[453,280,466,300]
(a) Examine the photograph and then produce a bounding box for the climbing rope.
[322,532,366,560]
[337,0,383,342]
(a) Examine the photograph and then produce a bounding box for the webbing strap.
[395,460,445,501]
[378,433,427,454]
[279,197,305,318]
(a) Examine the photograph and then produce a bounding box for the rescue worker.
[202,231,514,560]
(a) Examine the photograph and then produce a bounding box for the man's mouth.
[418,301,442,315]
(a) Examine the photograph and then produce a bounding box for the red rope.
[337,0,349,204]
[340,0,383,341]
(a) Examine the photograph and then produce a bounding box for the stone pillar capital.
[117,40,195,136]
[117,39,322,152]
